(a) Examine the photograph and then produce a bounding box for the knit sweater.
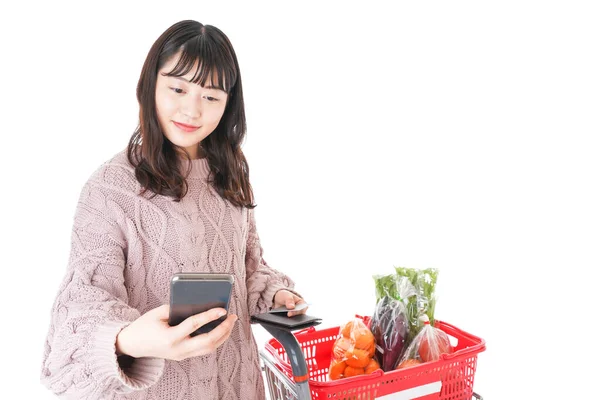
[40,149,296,399]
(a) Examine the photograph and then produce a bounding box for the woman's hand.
[273,289,308,317]
[115,305,237,361]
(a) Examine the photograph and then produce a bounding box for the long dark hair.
[127,20,255,208]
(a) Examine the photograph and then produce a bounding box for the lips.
[173,121,200,133]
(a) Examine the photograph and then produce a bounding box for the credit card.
[269,302,310,314]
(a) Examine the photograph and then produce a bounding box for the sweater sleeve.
[40,180,164,399]
[245,208,301,316]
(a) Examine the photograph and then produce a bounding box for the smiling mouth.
[173,121,201,132]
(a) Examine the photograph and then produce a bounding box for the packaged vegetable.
[396,358,422,370]
[328,318,381,380]
[370,274,417,371]
[394,267,439,341]
[397,315,453,367]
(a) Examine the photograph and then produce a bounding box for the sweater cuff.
[90,320,165,393]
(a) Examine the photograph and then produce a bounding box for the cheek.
[207,105,227,125]
[156,94,177,121]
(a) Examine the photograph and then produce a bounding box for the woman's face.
[155,53,228,159]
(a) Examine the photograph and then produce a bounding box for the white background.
[1,1,599,399]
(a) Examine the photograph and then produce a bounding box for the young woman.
[40,19,307,400]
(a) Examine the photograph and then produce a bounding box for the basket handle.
[262,326,316,364]
[436,320,486,360]
[294,326,317,335]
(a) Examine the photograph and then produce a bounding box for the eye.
[169,87,185,94]
[206,96,219,102]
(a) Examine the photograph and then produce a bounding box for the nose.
[180,94,202,119]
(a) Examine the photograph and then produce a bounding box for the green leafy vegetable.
[373,274,399,301]
[394,267,439,341]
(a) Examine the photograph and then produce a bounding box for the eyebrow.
[170,76,223,91]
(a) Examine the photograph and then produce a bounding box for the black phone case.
[251,312,322,330]
[168,273,234,336]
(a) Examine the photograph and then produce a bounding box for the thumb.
[286,299,296,309]
[149,304,170,320]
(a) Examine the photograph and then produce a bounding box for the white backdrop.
[1,1,599,399]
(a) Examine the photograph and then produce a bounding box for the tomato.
[396,359,422,369]
[418,331,452,362]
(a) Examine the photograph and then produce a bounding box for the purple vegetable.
[370,296,410,371]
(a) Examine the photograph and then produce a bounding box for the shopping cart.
[253,314,485,400]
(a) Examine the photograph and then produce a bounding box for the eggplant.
[370,296,410,372]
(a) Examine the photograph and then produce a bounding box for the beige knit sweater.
[40,149,296,399]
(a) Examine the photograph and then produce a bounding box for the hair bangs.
[164,36,237,93]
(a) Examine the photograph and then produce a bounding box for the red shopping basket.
[264,315,486,400]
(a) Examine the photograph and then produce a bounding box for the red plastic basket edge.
[434,320,487,359]
[264,316,486,386]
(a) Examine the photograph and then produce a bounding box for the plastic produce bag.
[394,267,439,341]
[396,315,453,369]
[370,275,417,371]
[328,318,381,380]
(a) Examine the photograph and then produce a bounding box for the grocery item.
[328,318,379,380]
[371,274,416,371]
[397,315,453,367]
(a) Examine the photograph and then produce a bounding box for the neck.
[182,145,206,160]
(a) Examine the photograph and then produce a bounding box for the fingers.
[278,292,304,316]
[287,299,309,317]
[274,289,298,310]
[183,314,238,356]
[285,293,302,308]
[286,298,296,309]
[174,308,228,338]
[274,290,310,316]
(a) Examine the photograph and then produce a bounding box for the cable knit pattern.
[40,149,296,399]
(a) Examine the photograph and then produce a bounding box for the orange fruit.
[353,329,375,350]
[344,348,371,368]
[333,337,353,360]
[365,359,381,374]
[354,330,375,358]
[343,365,364,378]
[367,342,376,358]
[396,359,422,370]
[329,360,346,380]
[341,321,353,338]
[341,319,370,340]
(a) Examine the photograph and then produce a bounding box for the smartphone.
[168,273,234,336]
